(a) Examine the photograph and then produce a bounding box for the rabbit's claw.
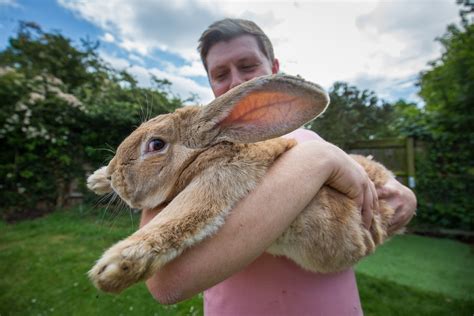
[88,238,154,293]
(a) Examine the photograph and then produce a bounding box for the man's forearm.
[140,141,337,304]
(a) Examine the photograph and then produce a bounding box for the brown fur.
[86,74,403,293]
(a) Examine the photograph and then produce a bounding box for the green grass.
[356,234,474,301]
[357,273,473,316]
[1,208,473,316]
[0,209,202,316]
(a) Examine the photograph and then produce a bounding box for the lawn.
[1,207,473,316]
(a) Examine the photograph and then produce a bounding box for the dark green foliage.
[0,22,102,91]
[309,82,396,148]
[0,23,181,219]
[310,8,474,230]
[411,16,474,230]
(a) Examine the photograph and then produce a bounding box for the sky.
[0,0,461,105]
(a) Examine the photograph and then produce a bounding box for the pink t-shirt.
[204,129,363,316]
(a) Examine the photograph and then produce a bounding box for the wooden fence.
[65,137,418,206]
[346,137,416,189]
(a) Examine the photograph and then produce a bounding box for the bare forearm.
[141,141,335,304]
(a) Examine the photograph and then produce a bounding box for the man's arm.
[304,130,417,229]
[140,140,379,304]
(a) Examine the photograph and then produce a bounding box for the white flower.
[0,66,14,76]
[46,74,63,86]
[59,92,82,108]
[7,114,19,124]
[28,92,45,103]
[16,102,29,111]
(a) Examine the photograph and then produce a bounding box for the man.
[140,18,417,315]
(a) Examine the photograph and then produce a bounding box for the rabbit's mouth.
[113,187,144,209]
[109,170,167,210]
[109,167,138,208]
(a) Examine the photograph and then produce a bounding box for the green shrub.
[0,23,181,219]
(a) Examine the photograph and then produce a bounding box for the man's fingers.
[387,215,403,234]
[361,182,373,229]
[369,180,379,211]
[376,186,388,199]
[388,205,416,234]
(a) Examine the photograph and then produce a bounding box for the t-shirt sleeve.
[283,128,324,144]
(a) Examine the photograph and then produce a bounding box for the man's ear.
[193,74,329,146]
[272,58,280,74]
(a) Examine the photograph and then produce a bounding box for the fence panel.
[345,137,416,188]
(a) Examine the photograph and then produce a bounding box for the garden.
[0,209,472,315]
[1,4,473,316]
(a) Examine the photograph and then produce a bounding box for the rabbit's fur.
[87,74,401,293]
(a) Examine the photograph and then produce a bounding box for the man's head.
[198,18,279,97]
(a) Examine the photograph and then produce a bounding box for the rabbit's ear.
[197,74,329,144]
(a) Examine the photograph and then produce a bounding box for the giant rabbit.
[87,74,403,293]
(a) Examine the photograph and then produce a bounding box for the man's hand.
[323,143,378,229]
[377,177,417,234]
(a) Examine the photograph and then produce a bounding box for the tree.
[309,82,396,148]
[0,23,181,219]
[413,7,474,230]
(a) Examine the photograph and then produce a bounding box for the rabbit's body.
[165,135,394,274]
[87,74,402,293]
[268,153,393,273]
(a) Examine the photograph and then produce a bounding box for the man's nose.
[229,70,245,90]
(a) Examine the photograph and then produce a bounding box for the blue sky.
[0,0,99,45]
[0,0,461,104]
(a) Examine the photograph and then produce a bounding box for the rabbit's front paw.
[89,237,154,293]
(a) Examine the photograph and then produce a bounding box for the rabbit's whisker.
[101,192,118,227]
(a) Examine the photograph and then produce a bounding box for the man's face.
[206,35,279,97]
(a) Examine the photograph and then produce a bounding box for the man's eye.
[242,64,257,71]
[214,72,227,80]
[146,139,167,153]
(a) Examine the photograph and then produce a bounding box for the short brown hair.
[198,18,275,71]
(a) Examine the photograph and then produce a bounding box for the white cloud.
[0,0,18,6]
[128,54,145,65]
[163,60,207,78]
[99,51,214,104]
[100,32,115,43]
[100,52,130,69]
[58,0,225,59]
[59,0,460,103]
[352,1,460,92]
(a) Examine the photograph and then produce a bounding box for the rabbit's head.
[87,74,329,209]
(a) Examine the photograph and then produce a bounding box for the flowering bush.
[0,23,181,219]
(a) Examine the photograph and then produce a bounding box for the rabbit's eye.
[146,139,166,153]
